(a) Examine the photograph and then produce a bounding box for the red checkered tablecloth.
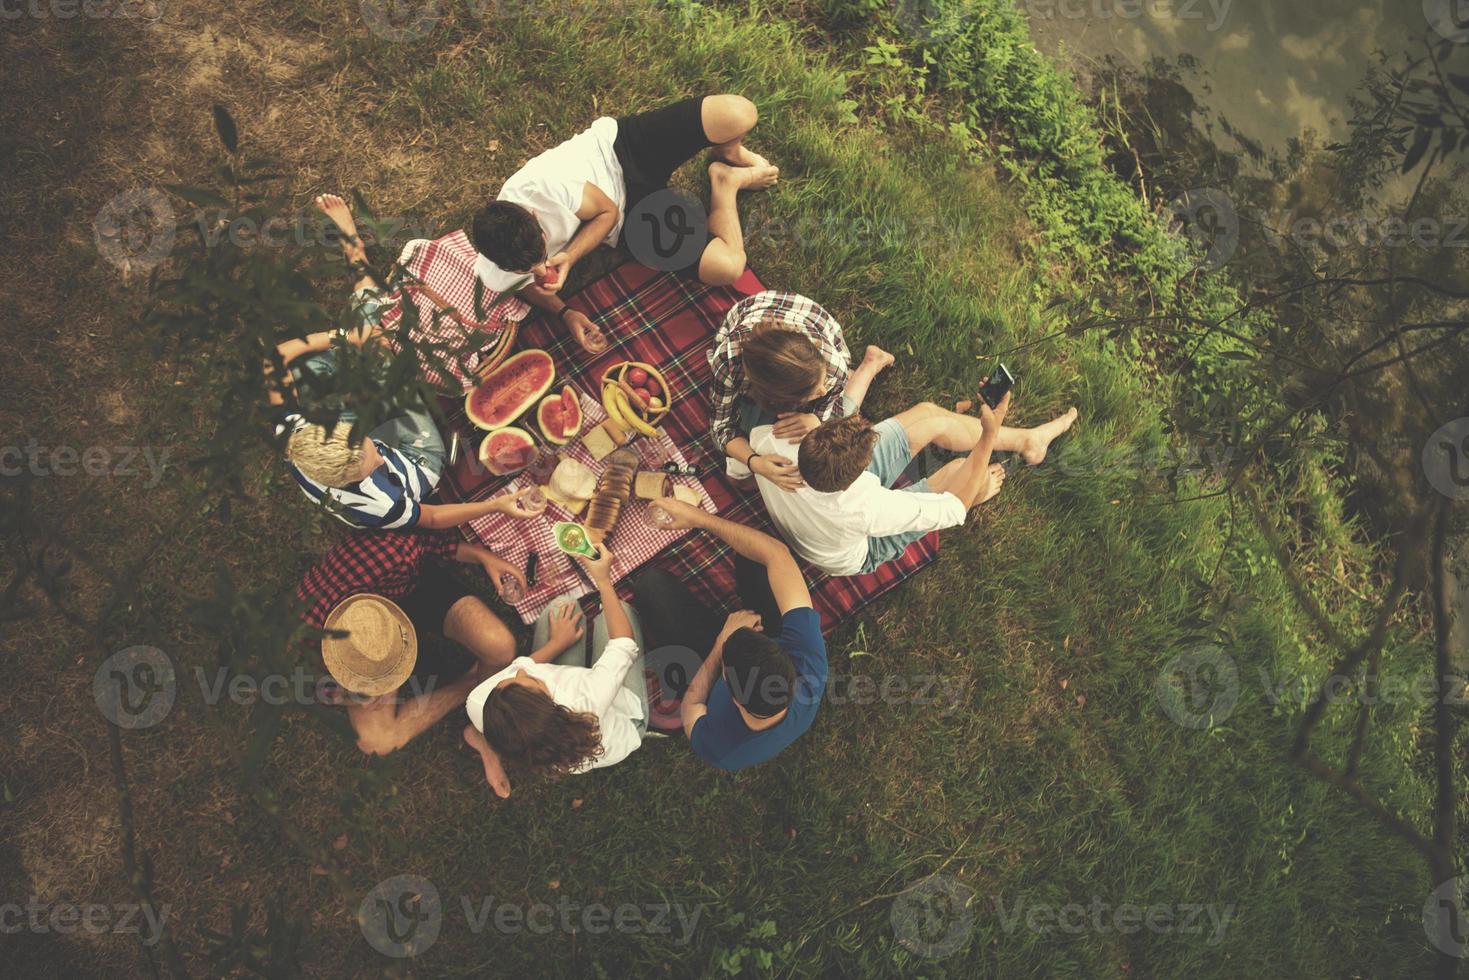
[378,231,531,390]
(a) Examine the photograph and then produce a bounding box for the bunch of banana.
[600,361,672,440]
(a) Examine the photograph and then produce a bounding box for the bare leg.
[699,161,779,286]
[442,597,514,797]
[702,95,769,169]
[928,459,1007,507]
[894,401,1080,465]
[442,596,517,671]
[842,346,895,411]
[314,194,376,292]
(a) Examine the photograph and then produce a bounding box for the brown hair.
[482,684,604,776]
[799,415,880,493]
[723,628,796,718]
[742,320,825,412]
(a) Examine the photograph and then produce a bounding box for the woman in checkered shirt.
[707,291,895,490]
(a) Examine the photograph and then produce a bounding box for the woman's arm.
[579,547,632,641]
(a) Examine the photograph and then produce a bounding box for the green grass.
[0,1,1440,977]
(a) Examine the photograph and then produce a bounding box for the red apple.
[627,367,649,386]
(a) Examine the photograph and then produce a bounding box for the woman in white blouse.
[464,545,648,795]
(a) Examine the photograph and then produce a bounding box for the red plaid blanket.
[440,261,941,635]
[378,231,531,390]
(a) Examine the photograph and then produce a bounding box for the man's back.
[749,425,882,576]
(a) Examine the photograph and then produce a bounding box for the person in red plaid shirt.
[708,291,895,488]
[297,529,529,770]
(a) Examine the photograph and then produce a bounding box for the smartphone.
[978,363,1016,409]
[525,551,539,588]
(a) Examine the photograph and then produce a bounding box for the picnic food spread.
[465,348,557,430]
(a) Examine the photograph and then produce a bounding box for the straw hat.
[321,594,417,697]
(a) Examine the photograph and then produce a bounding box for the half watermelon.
[479,427,537,477]
[465,349,556,431]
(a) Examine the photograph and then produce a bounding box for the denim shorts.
[860,418,934,574]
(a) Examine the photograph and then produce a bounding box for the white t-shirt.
[750,426,967,576]
[465,638,644,773]
[473,117,627,293]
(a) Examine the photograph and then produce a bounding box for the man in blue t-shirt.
[652,499,827,770]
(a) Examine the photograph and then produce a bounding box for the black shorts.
[614,96,715,273]
[396,560,477,684]
[614,96,713,208]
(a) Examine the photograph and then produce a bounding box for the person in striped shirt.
[266,194,546,531]
[707,291,895,489]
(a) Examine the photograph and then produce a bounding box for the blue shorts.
[860,418,933,574]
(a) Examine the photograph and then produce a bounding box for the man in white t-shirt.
[747,393,1079,576]
[470,95,780,353]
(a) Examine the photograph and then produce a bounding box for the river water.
[1024,0,1458,167]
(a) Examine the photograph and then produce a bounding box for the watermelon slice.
[537,385,583,445]
[465,349,556,431]
[479,427,537,476]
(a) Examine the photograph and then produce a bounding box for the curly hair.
[482,683,604,776]
[470,201,546,273]
[798,415,880,493]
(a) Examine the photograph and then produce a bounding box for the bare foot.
[314,193,367,265]
[978,463,1007,505]
[710,160,780,193]
[861,345,895,373]
[713,144,771,170]
[462,723,511,798]
[1020,407,1079,466]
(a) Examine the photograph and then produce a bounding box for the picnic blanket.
[439,260,941,635]
[378,232,531,390]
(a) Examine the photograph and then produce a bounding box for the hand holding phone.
[978,363,1015,410]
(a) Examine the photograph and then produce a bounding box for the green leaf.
[1401,127,1432,174]
[212,104,239,154]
